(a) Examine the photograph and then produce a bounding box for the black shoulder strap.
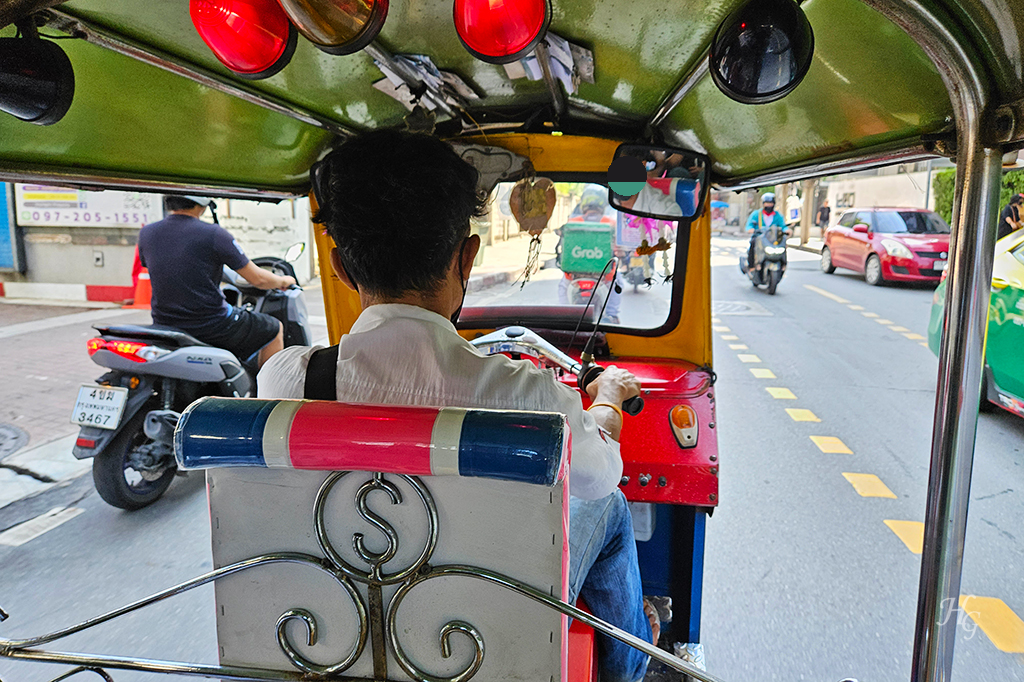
[303,344,340,400]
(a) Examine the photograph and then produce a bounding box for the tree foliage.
[932,168,1024,224]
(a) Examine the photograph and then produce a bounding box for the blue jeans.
[569,490,651,682]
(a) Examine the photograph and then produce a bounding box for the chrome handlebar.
[470,326,584,375]
[470,326,644,415]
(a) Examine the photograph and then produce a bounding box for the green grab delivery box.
[560,221,615,274]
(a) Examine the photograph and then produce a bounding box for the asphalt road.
[0,238,1021,682]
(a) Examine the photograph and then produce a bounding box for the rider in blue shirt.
[746,192,788,272]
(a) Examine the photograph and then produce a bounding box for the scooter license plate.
[70,384,128,430]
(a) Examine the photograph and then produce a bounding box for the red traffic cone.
[124,268,151,309]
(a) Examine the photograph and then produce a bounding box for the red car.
[820,208,951,285]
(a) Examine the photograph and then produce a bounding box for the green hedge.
[932,168,1024,224]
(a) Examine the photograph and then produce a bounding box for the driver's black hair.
[313,130,488,298]
[1011,194,1023,205]
[164,196,203,212]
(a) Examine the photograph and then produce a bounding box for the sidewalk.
[467,231,557,293]
[0,300,152,510]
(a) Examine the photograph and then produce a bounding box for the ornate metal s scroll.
[0,470,721,682]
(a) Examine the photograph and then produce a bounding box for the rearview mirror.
[284,242,306,262]
[853,224,869,234]
[607,144,709,221]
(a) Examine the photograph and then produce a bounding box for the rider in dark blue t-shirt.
[138,196,295,367]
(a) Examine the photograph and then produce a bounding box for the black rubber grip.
[622,395,644,416]
[577,365,644,415]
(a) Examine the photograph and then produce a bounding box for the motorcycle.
[739,226,788,295]
[69,243,312,510]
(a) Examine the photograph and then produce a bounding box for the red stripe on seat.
[288,402,436,475]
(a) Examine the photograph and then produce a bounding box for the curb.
[0,434,90,511]
[467,268,519,294]
[790,243,824,254]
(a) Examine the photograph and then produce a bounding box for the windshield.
[462,181,681,331]
[873,210,951,234]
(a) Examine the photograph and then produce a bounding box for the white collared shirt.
[257,304,622,500]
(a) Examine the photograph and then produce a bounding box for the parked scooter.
[70,244,311,510]
[739,226,788,294]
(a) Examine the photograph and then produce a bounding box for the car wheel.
[865,254,885,286]
[820,246,836,274]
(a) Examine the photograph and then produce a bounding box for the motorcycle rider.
[558,185,622,324]
[137,196,296,369]
[745,192,788,273]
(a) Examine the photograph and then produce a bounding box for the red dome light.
[190,0,297,80]
[454,0,551,64]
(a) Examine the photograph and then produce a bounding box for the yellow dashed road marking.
[884,520,924,553]
[750,368,776,378]
[766,387,797,399]
[804,284,850,303]
[903,332,926,340]
[729,344,748,350]
[847,304,865,311]
[810,435,852,453]
[889,325,910,332]
[862,312,880,318]
[842,473,897,498]
[713,325,731,332]
[721,335,739,340]
[786,408,820,422]
[711,318,721,323]
[874,319,894,325]
[738,354,761,363]
[920,342,930,348]
[959,596,1024,653]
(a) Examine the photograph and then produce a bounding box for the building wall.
[0,186,316,301]
[825,171,936,226]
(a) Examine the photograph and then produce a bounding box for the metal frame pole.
[858,2,1001,680]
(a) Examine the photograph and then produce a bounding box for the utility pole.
[924,159,933,209]
[800,179,815,245]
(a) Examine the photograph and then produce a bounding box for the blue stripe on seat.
[457,410,565,486]
[174,397,275,469]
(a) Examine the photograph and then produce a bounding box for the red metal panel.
[559,358,719,507]
[567,604,598,682]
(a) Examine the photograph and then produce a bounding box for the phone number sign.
[15,184,160,228]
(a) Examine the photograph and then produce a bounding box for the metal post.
[911,139,1001,682]
[855,2,997,681]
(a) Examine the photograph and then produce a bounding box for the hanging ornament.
[508,173,556,287]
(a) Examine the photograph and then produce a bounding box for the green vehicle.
[929,230,1024,418]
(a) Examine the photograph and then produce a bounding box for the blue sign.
[0,184,23,272]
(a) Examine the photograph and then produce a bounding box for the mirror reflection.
[608,145,707,221]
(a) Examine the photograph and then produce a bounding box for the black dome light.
[0,35,75,125]
[709,0,814,105]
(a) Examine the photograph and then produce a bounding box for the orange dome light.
[277,0,389,55]
[190,0,297,80]
[454,0,551,64]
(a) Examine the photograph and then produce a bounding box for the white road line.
[0,507,85,547]
[0,308,139,340]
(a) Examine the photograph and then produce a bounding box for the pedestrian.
[816,199,831,232]
[997,194,1022,241]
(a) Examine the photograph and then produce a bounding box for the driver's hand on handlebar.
[586,365,641,406]
[277,275,297,290]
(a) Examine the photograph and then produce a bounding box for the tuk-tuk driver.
[257,130,659,682]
